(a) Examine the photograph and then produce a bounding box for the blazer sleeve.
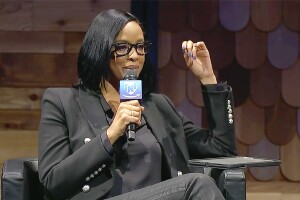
[38,88,113,200]
[163,83,237,159]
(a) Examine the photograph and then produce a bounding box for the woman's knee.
[185,173,216,188]
[182,173,224,200]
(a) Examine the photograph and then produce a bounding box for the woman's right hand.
[107,100,144,144]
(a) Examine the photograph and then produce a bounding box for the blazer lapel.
[143,97,192,175]
[76,88,109,136]
[142,100,179,177]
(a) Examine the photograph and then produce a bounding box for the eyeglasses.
[111,41,151,57]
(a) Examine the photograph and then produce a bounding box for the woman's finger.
[186,40,194,58]
[182,41,188,62]
[182,41,187,53]
[119,101,143,112]
[192,44,197,61]
[126,110,142,125]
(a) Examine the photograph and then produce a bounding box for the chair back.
[1,158,44,200]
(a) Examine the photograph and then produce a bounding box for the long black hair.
[76,9,154,97]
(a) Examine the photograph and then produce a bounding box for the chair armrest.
[188,157,247,200]
[1,158,43,200]
[210,168,246,200]
[188,164,246,200]
[2,158,26,200]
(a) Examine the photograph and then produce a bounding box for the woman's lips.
[124,65,139,69]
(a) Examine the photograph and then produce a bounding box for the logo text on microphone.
[120,80,142,100]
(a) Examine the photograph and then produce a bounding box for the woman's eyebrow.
[114,39,145,43]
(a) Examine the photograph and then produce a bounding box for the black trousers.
[105,173,225,200]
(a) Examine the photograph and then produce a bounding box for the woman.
[38,9,236,200]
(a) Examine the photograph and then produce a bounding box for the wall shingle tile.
[236,21,267,69]
[281,134,300,181]
[187,0,218,32]
[249,136,279,181]
[159,0,186,32]
[219,0,250,31]
[202,23,235,70]
[171,26,201,69]
[177,98,202,127]
[158,29,171,68]
[218,59,250,107]
[250,60,281,107]
[283,1,300,32]
[235,139,248,156]
[267,24,299,69]
[265,96,296,145]
[297,109,300,137]
[187,71,204,107]
[158,61,186,106]
[235,98,264,145]
[251,0,282,32]
[282,59,300,107]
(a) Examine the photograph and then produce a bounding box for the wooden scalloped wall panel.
[157,0,300,182]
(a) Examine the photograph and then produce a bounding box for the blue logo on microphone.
[120,80,142,100]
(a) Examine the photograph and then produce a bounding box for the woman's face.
[109,21,145,81]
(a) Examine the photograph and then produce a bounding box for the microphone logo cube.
[120,80,142,100]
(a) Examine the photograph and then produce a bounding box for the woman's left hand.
[182,41,217,85]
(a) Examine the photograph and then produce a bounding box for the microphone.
[119,69,142,141]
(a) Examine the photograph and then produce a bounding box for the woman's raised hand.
[182,41,217,85]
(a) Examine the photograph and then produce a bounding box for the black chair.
[1,158,246,200]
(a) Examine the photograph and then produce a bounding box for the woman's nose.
[128,47,139,60]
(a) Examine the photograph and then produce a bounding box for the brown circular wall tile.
[218,59,250,107]
[250,60,281,107]
[235,98,264,145]
[282,59,300,107]
[265,96,297,145]
[281,134,300,181]
[297,109,300,137]
[187,0,218,32]
[186,71,204,107]
[158,60,186,106]
[219,0,250,31]
[267,24,299,69]
[158,29,171,68]
[235,139,248,156]
[251,0,282,32]
[249,136,280,181]
[177,98,202,127]
[171,26,201,70]
[236,21,267,69]
[202,23,235,70]
[283,0,300,31]
[159,0,186,32]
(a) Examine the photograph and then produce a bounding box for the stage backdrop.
[0,0,299,185]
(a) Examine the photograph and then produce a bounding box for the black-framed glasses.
[111,41,151,57]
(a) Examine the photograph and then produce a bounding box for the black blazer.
[38,85,236,200]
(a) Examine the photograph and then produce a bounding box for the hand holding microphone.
[106,69,143,144]
[120,69,143,141]
[107,100,143,144]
